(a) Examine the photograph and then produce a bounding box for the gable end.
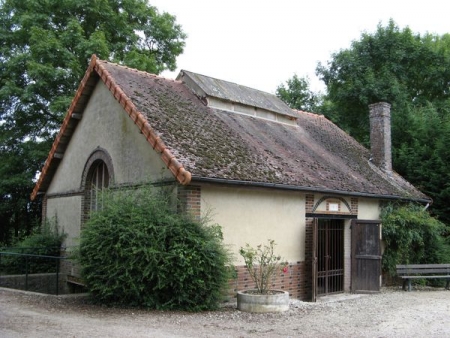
[31,56,191,200]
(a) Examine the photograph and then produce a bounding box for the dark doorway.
[351,220,381,293]
[316,219,344,296]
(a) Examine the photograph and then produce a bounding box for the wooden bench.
[396,264,450,291]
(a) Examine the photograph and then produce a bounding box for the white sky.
[150,0,450,94]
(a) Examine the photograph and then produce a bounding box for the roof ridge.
[180,69,276,96]
[99,59,182,84]
[293,109,324,117]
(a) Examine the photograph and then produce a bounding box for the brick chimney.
[369,102,392,173]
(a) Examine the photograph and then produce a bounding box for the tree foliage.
[275,74,320,112]
[0,0,186,243]
[0,218,66,274]
[315,19,450,224]
[381,203,450,276]
[79,186,233,311]
[317,20,450,141]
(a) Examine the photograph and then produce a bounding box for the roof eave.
[190,176,432,204]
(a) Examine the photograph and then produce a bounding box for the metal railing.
[0,250,67,295]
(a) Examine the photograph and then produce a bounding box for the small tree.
[239,239,288,294]
[79,185,232,311]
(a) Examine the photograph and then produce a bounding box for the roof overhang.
[190,176,433,205]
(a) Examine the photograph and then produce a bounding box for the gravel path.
[1,286,449,337]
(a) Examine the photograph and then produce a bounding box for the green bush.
[79,186,232,311]
[381,203,450,276]
[0,219,65,274]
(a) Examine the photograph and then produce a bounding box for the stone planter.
[237,290,289,313]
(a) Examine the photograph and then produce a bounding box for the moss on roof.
[101,61,428,200]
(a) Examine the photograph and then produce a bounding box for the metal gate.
[316,219,344,295]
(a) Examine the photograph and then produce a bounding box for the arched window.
[89,161,110,211]
[81,149,114,222]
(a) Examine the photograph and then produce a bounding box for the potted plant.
[237,239,290,313]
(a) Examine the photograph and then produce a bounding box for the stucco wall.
[200,185,305,265]
[44,81,172,249]
[357,198,381,220]
[47,81,171,195]
[46,196,81,248]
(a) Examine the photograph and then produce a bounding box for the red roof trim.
[31,55,191,200]
[31,56,98,200]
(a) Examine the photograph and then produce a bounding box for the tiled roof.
[31,56,430,202]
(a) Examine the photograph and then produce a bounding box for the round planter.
[237,290,289,313]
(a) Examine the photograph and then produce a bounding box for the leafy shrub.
[0,219,65,274]
[79,186,232,311]
[239,239,288,294]
[381,203,450,276]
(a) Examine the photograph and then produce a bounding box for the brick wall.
[369,102,392,172]
[177,185,201,219]
[305,194,314,213]
[229,261,308,300]
[351,197,358,215]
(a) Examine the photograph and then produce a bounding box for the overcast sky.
[150,0,450,94]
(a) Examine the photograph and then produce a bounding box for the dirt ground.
[1,286,449,337]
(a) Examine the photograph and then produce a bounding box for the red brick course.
[177,185,201,219]
[229,261,307,300]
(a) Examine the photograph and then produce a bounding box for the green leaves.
[79,186,233,311]
[276,74,320,112]
[381,203,450,276]
[316,19,450,142]
[0,218,66,274]
[0,0,186,244]
[239,239,287,294]
[315,19,450,225]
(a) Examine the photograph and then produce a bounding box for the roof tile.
[31,57,430,202]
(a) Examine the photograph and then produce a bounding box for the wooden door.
[351,220,382,293]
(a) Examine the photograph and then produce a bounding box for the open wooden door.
[351,220,382,293]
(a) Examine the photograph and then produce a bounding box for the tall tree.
[315,19,450,224]
[276,74,320,112]
[0,0,186,243]
[316,19,450,143]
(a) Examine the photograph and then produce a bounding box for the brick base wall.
[229,261,308,300]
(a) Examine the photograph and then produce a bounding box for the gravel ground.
[1,286,449,337]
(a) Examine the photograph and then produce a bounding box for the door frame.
[312,216,353,301]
